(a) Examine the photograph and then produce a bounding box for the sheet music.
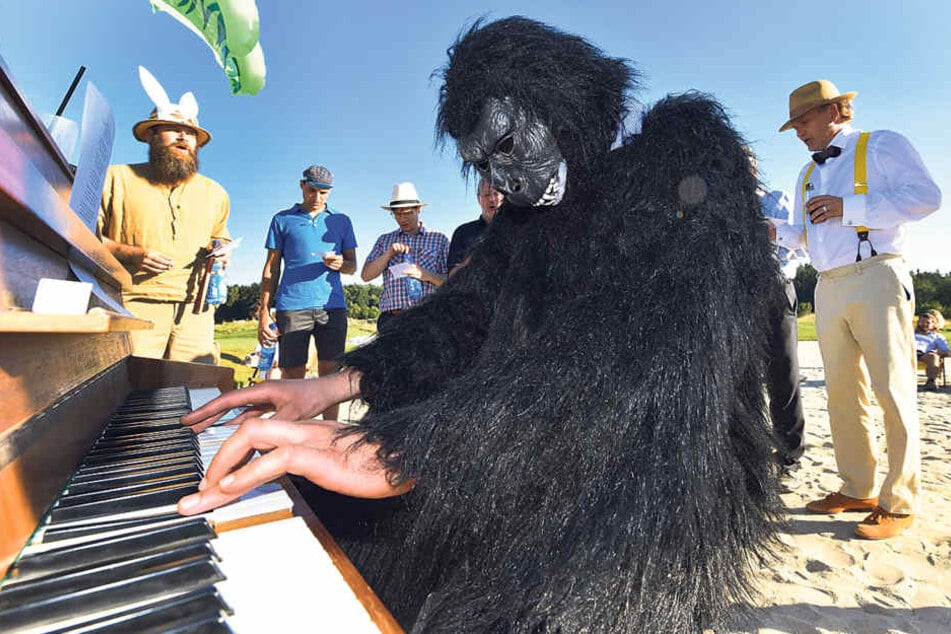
[69,81,114,231]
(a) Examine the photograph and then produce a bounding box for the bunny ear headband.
[132,65,212,146]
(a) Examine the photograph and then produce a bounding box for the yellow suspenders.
[854,131,870,195]
[800,132,876,260]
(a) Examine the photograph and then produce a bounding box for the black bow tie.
[811,145,842,165]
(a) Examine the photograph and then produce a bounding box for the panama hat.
[778,79,857,132]
[132,65,212,146]
[133,106,212,147]
[381,182,428,210]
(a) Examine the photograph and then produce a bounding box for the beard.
[148,136,199,184]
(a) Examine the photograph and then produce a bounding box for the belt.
[818,253,902,280]
[383,309,402,315]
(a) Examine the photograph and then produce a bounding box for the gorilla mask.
[457,96,567,207]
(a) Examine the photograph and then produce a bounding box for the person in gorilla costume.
[181,16,784,633]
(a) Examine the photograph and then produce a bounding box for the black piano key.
[81,443,198,467]
[105,414,188,428]
[0,557,226,632]
[111,404,189,416]
[83,445,192,461]
[107,415,190,427]
[90,428,195,447]
[0,542,217,607]
[103,420,187,432]
[121,390,187,405]
[75,451,201,477]
[7,518,216,585]
[87,439,196,458]
[41,513,185,543]
[105,413,186,424]
[57,473,201,508]
[73,453,199,480]
[67,464,197,495]
[48,589,233,634]
[50,482,200,523]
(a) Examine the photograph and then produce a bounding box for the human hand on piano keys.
[177,419,414,515]
[180,370,362,433]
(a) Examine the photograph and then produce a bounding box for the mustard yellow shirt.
[98,163,230,302]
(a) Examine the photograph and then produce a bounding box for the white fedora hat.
[381,182,428,210]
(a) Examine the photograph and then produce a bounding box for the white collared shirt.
[776,124,941,272]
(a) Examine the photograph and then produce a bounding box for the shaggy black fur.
[322,16,783,633]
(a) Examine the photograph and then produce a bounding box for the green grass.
[796,313,950,343]
[797,313,817,341]
[215,318,378,388]
[218,314,945,386]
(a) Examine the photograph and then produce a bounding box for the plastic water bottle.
[205,240,226,305]
[206,260,226,305]
[257,323,278,374]
[404,252,423,301]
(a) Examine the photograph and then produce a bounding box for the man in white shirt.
[773,79,941,539]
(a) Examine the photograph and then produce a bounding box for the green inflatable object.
[150,0,266,95]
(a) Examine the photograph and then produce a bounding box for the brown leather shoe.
[854,506,914,540]
[806,492,879,514]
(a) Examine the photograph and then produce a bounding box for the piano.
[0,55,401,633]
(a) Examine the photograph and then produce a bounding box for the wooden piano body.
[0,55,400,632]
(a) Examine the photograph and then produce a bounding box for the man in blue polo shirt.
[258,165,357,419]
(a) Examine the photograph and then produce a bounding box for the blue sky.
[1,1,948,286]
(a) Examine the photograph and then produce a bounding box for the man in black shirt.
[447,178,504,275]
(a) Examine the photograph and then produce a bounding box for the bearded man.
[98,84,230,363]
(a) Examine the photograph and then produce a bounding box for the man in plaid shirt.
[361,182,449,331]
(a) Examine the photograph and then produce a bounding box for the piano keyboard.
[0,387,383,633]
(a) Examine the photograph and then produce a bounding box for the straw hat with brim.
[381,182,429,210]
[778,80,857,132]
[133,107,212,147]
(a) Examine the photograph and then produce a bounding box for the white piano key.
[213,517,380,634]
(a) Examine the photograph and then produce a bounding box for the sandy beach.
[339,341,951,633]
[723,341,951,634]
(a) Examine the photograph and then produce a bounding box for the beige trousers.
[125,298,219,365]
[815,254,919,514]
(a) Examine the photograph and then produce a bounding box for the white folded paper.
[31,278,92,315]
[388,262,412,278]
[207,236,243,258]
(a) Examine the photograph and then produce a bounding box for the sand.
[722,341,951,634]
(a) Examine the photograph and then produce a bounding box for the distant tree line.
[794,266,951,317]
[213,282,381,323]
[343,284,382,319]
[213,270,950,324]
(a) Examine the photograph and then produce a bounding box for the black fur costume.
[315,17,784,633]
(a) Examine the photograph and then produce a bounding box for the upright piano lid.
[0,53,132,306]
[0,54,75,191]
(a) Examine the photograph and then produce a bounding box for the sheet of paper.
[207,236,242,258]
[388,261,411,278]
[31,278,92,314]
[69,82,115,232]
